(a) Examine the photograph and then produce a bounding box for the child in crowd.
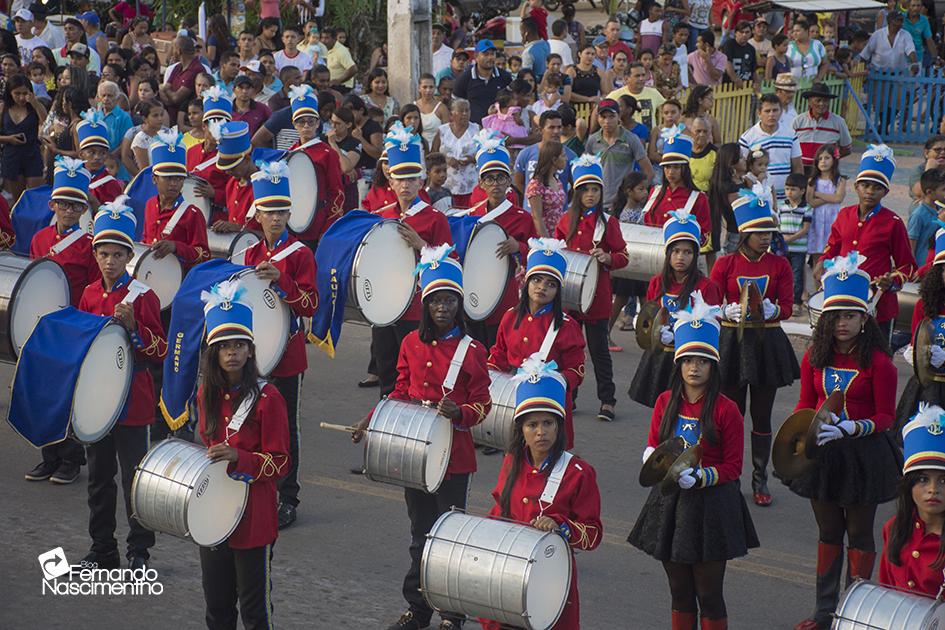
[806,143,846,290]
[639,49,657,86]
[778,172,813,313]
[744,144,776,209]
[908,168,945,264]
[529,73,563,126]
[560,104,587,156]
[619,95,650,145]
[508,55,523,79]
[482,91,528,144]
[648,100,683,172]
[609,171,651,346]
[425,151,453,214]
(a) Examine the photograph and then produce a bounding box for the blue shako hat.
[663,205,701,247]
[525,238,567,284]
[212,120,252,171]
[202,279,254,346]
[92,195,137,250]
[903,403,945,474]
[512,354,567,421]
[251,160,292,212]
[385,120,425,179]
[856,144,896,189]
[76,109,110,150]
[933,223,945,266]
[415,244,463,300]
[571,154,603,188]
[673,290,721,362]
[149,129,188,177]
[659,124,692,166]
[474,128,511,177]
[202,85,233,122]
[51,156,91,205]
[821,251,871,313]
[289,84,319,122]
[732,184,777,233]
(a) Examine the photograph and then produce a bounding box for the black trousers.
[373,320,419,398]
[576,318,616,406]
[200,542,274,630]
[466,321,499,348]
[403,473,470,624]
[87,424,154,559]
[41,437,85,466]
[274,373,303,507]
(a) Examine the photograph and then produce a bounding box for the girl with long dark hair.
[682,85,721,147]
[784,253,901,630]
[480,361,602,629]
[629,292,758,630]
[707,142,746,255]
[629,207,722,407]
[1,73,46,200]
[555,155,629,422]
[197,279,290,630]
[489,238,586,448]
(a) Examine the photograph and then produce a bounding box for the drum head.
[523,531,572,629]
[182,177,211,223]
[351,221,417,327]
[229,231,260,265]
[463,222,511,321]
[232,270,290,376]
[129,245,183,310]
[71,323,133,443]
[10,258,71,356]
[78,209,93,235]
[287,152,319,233]
[807,291,825,328]
[186,459,249,546]
[425,411,453,494]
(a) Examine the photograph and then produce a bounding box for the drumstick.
[319,422,359,433]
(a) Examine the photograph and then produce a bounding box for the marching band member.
[285,84,345,245]
[81,199,167,570]
[629,207,722,408]
[787,253,901,630]
[628,293,758,630]
[76,109,124,207]
[361,151,397,214]
[489,239,586,448]
[23,156,99,485]
[353,245,491,630]
[815,144,917,340]
[186,86,234,218]
[212,120,262,233]
[710,187,798,507]
[242,160,317,530]
[372,123,454,396]
[143,130,210,270]
[481,358,602,629]
[466,129,538,347]
[555,154,629,422]
[197,280,290,630]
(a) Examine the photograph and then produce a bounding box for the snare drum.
[229,269,290,376]
[364,398,452,493]
[833,580,945,629]
[463,222,512,321]
[421,511,572,630]
[182,175,212,224]
[207,229,260,265]
[612,224,665,282]
[127,243,183,310]
[471,370,517,451]
[131,438,249,547]
[286,150,320,234]
[559,250,599,314]
[347,220,417,327]
[808,290,825,328]
[0,253,71,361]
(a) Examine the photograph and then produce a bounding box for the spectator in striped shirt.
[778,172,813,310]
[791,82,852,174]
[738,93,803,201]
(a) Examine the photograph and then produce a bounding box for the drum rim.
[8,256,71,359]
[128,243,184,311]
[70,321,134,443]
[228,229,261,259]
[834,579,944,627]
[286,150,319,233]
[349,220,417,327]
[229,268,290,376]
[463,222,512,322]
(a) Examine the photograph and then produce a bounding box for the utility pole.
[387,0,432,106]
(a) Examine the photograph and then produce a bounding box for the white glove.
[902,345,914,367]
[817,413,858,446]
[762,298,778,320]
[677,467,702,490]
[659,325,674,345]
[724,302,742,322]
[931,345,945,368]
[642,445,655,463]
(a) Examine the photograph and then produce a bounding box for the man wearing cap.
[77,11,107,61]
[67,42,92,73]
[772,72,798,128]
[55,17,102,74]
[749,16,772,64]
[432,23,453,77]
[77,109,125,206]
[14,9,48,66]
[792,82,852,172]
[434,48,469,85]
[213,121,262,233]
[232,75,271,137]
[30,3,64,49]
[453,40,513,124]
[608,62,666,129]
[585,98,653,210]
[739,93,802,201]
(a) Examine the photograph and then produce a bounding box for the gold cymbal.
[659,443,704,495]
[639,436,686,487]
[772,408,816,481]
[635,300,662,351]
[737,280,764,342]
[914,318,936,388]
[805,390,845,460]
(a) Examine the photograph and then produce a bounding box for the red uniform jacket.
[880,512,945,598]
[645,274,723,313]
[30,224,101,306]
[710,250,794,322]
[288,138,345,242]
[911,298,945,336]
[186,142,229,208]
[362,184,398,214]
[642,186,712,247]
[649,391,745,486]
[142,196,210,269]
[78,273,167,425]
[488,306,586,448]
[0,195,14,249]
[243,232,318,378]
[378,198,454,322]
[88,168,125,205]
[822,205,917,324]
[467,185,520,212]
[555,211,629,321]
[197,382,290,549]
[382,330,492,475]
[482,451,603,630]
[468,200,538,326]
[795,349,897,432]
[224,177,262,232]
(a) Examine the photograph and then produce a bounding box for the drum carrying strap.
[641,186,698,218]
[194,156,217,172]
[537,321,560,363]
[539,451,573,506]
[270,240,306,263]
[224,379,268,443]
[442,335,474,394]
[297,137,322,151]
[121,279,150,305]
[592,217,606,246]
[478,199,513,224]
[89,174,116,190]
[161,202,189,238]
[48,227,86,256]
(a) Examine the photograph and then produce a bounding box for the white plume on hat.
[527,237,566,253]
[673,290,721,331]
[864,143,895,164]
[251,160,291,183]
[201,279,248,314]
[54,155,87,176]
[822,251,868,280]
[512,353,565,385]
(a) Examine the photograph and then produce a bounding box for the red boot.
[700,617,728,629]
[672,610,697,630]
[795,542,844,630]
[847,548,877,585]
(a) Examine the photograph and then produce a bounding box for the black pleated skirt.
[628,347,676,408]
[628,480,760,564]
[718,325,800,390]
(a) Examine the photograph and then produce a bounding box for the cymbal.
[639,436,686,487]
[635,300,662,351]
[660,443,704,495]
[805,390,845,459]
[914,318,936,388]
[772,408,816,481]
[737,281,763,342]
[651,306,669,350]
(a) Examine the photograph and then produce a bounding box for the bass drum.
[207,229,260,265]
[463,222,512,322]
[182,175,212,224]
[286,150,320,234]
[471,370,517,451]
[832,580,945,629]
[347,220,417,327]
[559,250,598,314]
[0,253,71,361]
[71,321,134,443]
[230,269,290,376]
[612,223,665,282]
[127,243,183,310]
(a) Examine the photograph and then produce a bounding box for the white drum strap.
[297,137,322,150]
[455,198,488,217]
[641,185,663,216]
[161,204,189,238]
[374,201,398,216]
[48,228,86,256]
[593,217,606,246]
[478,199,512,223]
[194,156,217,172]
[270,240,305,263]
[121,279,150,305]
[224,379,268,442]
[539,451,573,507]
[89,174,116,190]
[537,321,560,363]
[404,199,426,218]
[683,190,699,216]
[442,335,473,394]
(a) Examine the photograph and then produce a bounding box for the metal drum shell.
[612,223,666,282]
[126,242,183,310]
[471,370,518,451]
[559,250,599,314]
[0,254,71,361]
[346,220,417,327]
[182,175,212,224]
[421,511,572,630]
[896,282,920,333]
[207,229,260,265]
[832,580,945,629]
[808,290,825,328]
[364,398,452,493]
